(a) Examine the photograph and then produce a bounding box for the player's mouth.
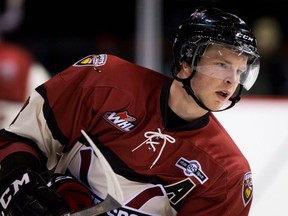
[216,90,230,100]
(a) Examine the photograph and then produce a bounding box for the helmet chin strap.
[181,77,243,112]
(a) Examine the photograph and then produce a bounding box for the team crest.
[242,172,253,206]
[73,54,107,67]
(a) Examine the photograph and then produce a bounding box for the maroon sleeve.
[177,171,252,215]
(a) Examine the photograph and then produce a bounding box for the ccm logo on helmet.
[0,172,30,213]
[236,32,254,42]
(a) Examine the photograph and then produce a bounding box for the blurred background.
[1,0,288,215]
[2,0,288,95]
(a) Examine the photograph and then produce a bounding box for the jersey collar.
[160,81,210,131]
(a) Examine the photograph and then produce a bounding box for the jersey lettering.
[107,208,149,216]
[165,178,196,205]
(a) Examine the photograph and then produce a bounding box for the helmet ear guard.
[171,43,195,82]
[172,40,197,70]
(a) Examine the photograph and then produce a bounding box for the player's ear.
[179,61,192,78]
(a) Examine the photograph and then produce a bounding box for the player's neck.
[169,81,208,121]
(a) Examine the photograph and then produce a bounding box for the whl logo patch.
[103,111,136,132]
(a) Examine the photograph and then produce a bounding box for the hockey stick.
[64,130,124,216]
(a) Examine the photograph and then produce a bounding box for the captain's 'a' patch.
[242,172,253,206]
[73,54,107,67]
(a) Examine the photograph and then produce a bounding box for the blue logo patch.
[176,157,208,184]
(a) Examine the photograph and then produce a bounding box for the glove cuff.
[46,174,94,212]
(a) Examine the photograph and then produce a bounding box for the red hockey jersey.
[0,54,253,215]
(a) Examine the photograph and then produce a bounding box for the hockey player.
[0,6,259,216]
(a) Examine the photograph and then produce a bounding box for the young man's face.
[191,44,249,111]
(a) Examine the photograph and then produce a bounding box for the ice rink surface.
[214,96,288,216]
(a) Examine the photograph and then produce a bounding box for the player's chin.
[207,100,229,111]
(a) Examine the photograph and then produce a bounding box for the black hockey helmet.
[171,6,260,111]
